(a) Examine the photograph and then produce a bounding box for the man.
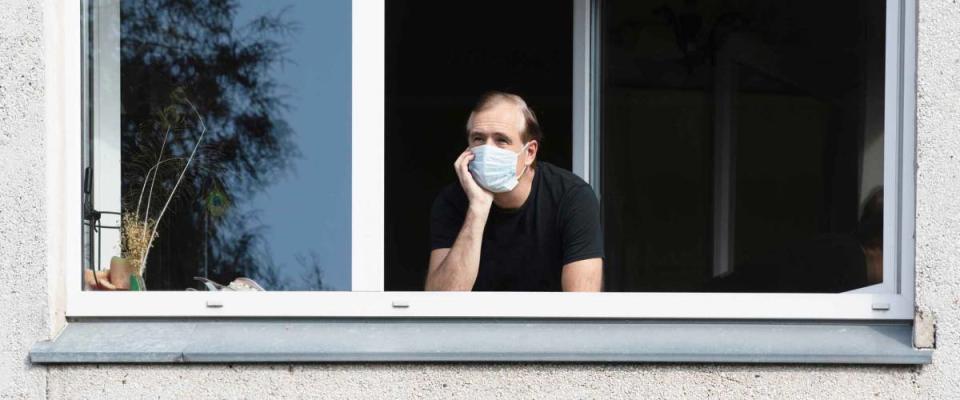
[425,92,603,291]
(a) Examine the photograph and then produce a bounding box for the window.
[67,0,916,320]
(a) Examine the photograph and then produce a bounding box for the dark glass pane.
[600,0,885,292]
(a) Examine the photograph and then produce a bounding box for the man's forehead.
[468,101,525,134]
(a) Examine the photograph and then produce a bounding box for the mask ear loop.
[517,141,532,179]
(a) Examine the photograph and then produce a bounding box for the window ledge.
[30,318,931,364]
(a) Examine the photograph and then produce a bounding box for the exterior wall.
[1,0,51,398]
[1,0,958,398]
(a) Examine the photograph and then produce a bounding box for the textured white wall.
[2,0,959,398]
[0,0,50,398]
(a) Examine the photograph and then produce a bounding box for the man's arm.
[425,150,493,291]
[561,258,603,291]
[558,184,604,292]
[426,205,489,290]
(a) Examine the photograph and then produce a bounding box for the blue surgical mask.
[468,142,531,193]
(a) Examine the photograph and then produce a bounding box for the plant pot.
[108,257,132,290]
[83,257,143,291]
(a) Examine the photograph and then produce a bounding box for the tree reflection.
[119,0,311,290]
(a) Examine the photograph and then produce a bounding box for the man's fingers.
[454,151,473,176]
[459,153,475,180]
[457,155,480,191]
[454,150,470,170]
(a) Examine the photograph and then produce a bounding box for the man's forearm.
[426,205,489,290]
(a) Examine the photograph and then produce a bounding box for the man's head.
[466,92,540,174]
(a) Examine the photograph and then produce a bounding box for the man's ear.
[525,140,538,165]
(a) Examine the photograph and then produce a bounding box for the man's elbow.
[424,274,444,291]
[424,266,473,291]
[561,258,603,292]
[424,278,471,291]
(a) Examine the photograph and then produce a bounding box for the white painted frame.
[89,0,122,272]
[351,0,384,292]
[61,0,916,320]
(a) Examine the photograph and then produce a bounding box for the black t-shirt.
[429,161,604,291]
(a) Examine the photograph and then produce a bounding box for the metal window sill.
[30,318,931,364]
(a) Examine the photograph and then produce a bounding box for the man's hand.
[454,149,494,211]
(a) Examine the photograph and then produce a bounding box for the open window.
[70,0,916,320]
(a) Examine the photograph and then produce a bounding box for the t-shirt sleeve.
[559,185,604,265]
[429,186,465,250]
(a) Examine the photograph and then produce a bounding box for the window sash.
[352,0,384,291]
[63,0,917,320]
[88,0,121,274]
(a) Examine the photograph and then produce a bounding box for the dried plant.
[139,95,208,270]
[121,212,155,276]
[123,89,208,281]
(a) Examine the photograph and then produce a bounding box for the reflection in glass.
[600,0,886,292]
[82,0,351,291]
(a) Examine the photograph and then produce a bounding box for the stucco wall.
[2,0,958,398]
[1,0,50,398]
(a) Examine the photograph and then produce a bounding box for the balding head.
[466,91,543,143]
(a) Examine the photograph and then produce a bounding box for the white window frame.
[57,0,916,320]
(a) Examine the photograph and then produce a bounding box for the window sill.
[30,318,931,364]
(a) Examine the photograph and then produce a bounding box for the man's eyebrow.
[468,131,512,143]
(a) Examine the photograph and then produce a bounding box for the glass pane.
[600,0,886,292]
[82,0,351,291]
